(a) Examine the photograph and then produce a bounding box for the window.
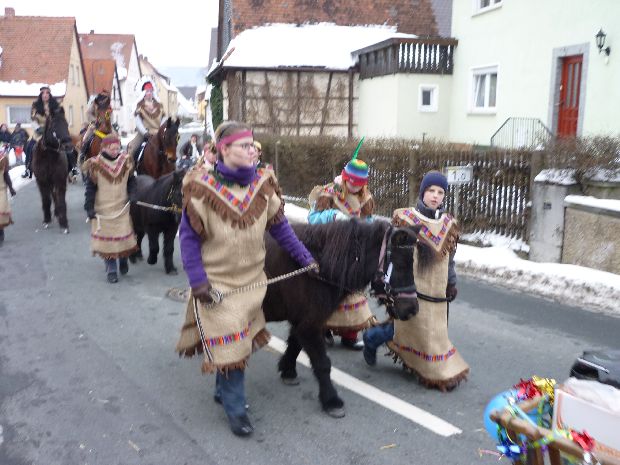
[471,66,498,112]
[7,106,32,126]
[68,105,74,127]
[418,84,438,112]
[474,0,502,14]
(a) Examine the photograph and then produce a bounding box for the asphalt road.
[1,180,618,465]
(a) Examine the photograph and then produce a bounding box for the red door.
[557,55,582,137]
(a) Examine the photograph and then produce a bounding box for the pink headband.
[216,130,253,150]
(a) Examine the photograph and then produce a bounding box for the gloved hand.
[86,209,96,220]
[192,281,214,305]
[9,187,16,197]
[334,211,349,221]
[446,284,458,302]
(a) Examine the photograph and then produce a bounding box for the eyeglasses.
[229,142,256,151]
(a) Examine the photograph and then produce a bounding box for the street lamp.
[595,28,611,56]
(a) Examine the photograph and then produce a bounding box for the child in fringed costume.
[307,141,375,350]
[0,147,16,245]
[83,135,137,283]
[363,171,469,391]
[175,121,317,437]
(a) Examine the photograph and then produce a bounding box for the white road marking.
[268,336,462,437]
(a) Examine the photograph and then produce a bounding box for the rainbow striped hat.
[342,158,369,186]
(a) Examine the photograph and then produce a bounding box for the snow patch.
[565,195,620,213]
[0,80,67,97]
[534,168,577,185]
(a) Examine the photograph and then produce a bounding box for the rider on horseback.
[79,89,112,164]
[31,86,77,177]
[127,80,165,167]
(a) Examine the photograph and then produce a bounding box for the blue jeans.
[363,322,394,354]
[104,257,127,273]
[215,369,247,418]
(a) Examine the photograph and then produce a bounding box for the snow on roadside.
[9,165,32,192]
[283,203,620,317]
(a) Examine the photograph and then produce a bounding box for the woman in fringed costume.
[175,121,317,437]
[307,151,375,350]
[83,135,137,283]
[0,147,16,245]
[364,171,469,391]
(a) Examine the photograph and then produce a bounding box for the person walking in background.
[0,145,16,245]
[0,123,11,146]
[127,81,164,166]
[178,134,200,171]
[175,121,317,437]
[363,171,468,391]
[10,123,29,165]
[21,137,36,179]
[307,146,375,350]
[83,135,137,283]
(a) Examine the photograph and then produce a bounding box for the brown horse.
[137,117,180,179]
[79,108,114,166]
[31,107,73,233]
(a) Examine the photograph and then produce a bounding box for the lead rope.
[191,262,319,366]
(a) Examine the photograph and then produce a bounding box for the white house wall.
[118,49,141,136]
[358,74,452,140]
[449,0,620,145]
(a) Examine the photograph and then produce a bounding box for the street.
[1,180,618,465]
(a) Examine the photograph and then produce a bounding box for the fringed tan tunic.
[388,208,469,390]
[83,153,137,259]
[309,182,375,332]
[0,154,12,229]
[176,166,284,373]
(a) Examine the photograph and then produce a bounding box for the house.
[447,0,620,147]
[210,1,452,137]
[0,7,88,135]
[81,58,123,128]
[138,55,178,119]
[216,0,448,60]
[79,32,142,136]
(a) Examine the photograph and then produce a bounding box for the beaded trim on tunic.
[94,153,129,178]
[393,343,457,362]
[206,322,252,347]
[324,186,360,217]
[203,173,260,214]
[401,209,453,246]
[91,231,134,242]
[336,298,368,312]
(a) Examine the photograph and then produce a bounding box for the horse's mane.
[294,220,387,292]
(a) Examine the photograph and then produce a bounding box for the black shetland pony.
[263,219,420,417]
[129,171,184,274]
[31,107,73,233]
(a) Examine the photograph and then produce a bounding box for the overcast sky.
[1,1,219,68]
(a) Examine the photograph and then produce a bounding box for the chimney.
[5,7,15,17]
[90,29,94,34]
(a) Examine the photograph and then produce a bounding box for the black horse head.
[44,107,73,153]
[370,224,420,321]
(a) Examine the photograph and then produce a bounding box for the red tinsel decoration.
[514,378,543,401]
[570,429,596,452]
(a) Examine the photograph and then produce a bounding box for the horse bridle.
[41,114,63,152]
[156,126,177,164]
[371,225,418,307]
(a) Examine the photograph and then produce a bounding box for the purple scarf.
[215,162,256,186]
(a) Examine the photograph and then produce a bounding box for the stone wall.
[562,197,620,274]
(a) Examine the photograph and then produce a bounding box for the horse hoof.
[128,256,137,264]
[147,256,157,265]
[324,406,346,419]
[62,228,69,234]
[166,268,178,275]
[42,222,50,229]
[281,376,300,386]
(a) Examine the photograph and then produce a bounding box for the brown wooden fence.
[258,136,535,241]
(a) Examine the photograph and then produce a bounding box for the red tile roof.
[79,33,136,70]
[82,59,116,97]
[0,14,77,86]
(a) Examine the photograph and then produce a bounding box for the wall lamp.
[595,28,611,56]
